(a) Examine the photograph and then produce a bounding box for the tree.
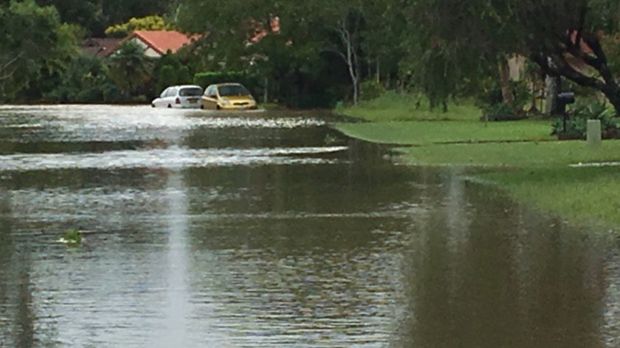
[0,0,79,101]
[107,42,153,98]
[36,0,104,35]
[37,0,173,36]
[514,1,620,114]
[105,15,172,38]
[405,0,620,114]
[175,0,402,106]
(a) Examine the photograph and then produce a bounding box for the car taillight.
[175,97,181,104]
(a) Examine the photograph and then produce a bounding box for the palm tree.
[108,42,152,98]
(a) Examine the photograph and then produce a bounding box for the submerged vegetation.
[60,229,83,246]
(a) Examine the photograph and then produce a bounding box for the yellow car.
[201,83,258,110]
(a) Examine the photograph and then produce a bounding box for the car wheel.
[200,105,204,109]
[151,104,155,108]
[167,104,172,108]
[216,105,221,110]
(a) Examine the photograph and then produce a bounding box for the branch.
[532,52,606,92]
[0,52,23,73]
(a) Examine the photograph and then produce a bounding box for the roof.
[131,30,195,55]
[81,38,123,57]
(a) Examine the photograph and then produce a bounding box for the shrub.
[481,103,527,121]
[360,80,386,101]
[477,79,529,121]
[552,100,620,139]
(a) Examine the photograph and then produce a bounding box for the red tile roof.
[131,30,195,55]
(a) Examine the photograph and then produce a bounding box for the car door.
[166,87,179,107]
[202,86,218,109]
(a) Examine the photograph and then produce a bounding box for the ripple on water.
[0,105,327,143]
[0,146,348,171]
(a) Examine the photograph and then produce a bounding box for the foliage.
[153,53,192,95]
[107,42,154,98]
[36,0,104,35]
[477,80,530,121]
[360,80,385,101]
[404,0,620,113]
[175,0,396,107]
[62,228,82,246]
[38,0,173,36]
[0,0,79,101]
[105,15,171,38]
[552,100,620,139]
[337,92,482,122]
[45,55,122,103]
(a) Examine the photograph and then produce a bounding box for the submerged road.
[0,105,618,347]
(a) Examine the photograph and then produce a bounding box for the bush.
[552,100,620,139]
[481,103,527,121]
[360,80,385,101]
[477,79,529,121]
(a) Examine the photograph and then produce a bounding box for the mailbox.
[557,92,575,133]
[557,92,575,109]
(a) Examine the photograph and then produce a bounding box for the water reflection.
[157,171,190,347]
[0,106,619,347]
[399,181,611,348]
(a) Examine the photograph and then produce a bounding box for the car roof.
[210,83,245,87]
[177,85,203,89]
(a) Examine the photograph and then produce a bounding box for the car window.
[218,85,250,97]
[160,88,168,98]
[167,88,178,97]
[179,87,203,97]
[205,86,216,97]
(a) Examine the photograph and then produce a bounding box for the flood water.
[0,105,619,347]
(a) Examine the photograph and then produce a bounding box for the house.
[81,38,123,58]
[110,30,197,58]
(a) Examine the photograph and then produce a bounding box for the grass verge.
[336,120,552,145]
[336,92,482,122]
[478,167,620,227]
[398,140,620,167]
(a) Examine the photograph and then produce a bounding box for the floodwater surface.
[0,105,619,347]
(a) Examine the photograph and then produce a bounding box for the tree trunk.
[335,16,361,105]
[498,59,514,106]
[602,87,620,115]
[544,76,560,115]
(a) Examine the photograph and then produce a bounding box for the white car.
[152,85,203,108]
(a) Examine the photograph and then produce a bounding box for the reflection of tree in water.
[398,172,609,348]
[0,193,35,348]
[603,253,620,346]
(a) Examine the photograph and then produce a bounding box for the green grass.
[398,140,620,167]
[337,92,482,121]
[478,167,620,228]
[335,120,552,145]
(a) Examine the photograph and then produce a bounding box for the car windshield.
[218,85,250,97]
[179,87,203,97]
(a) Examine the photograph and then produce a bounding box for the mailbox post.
[557,92,575,134]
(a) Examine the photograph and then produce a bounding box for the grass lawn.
[478,167,620,227]
[398,140,620,167]
[335,120,552,145]
[336,92,482,122]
